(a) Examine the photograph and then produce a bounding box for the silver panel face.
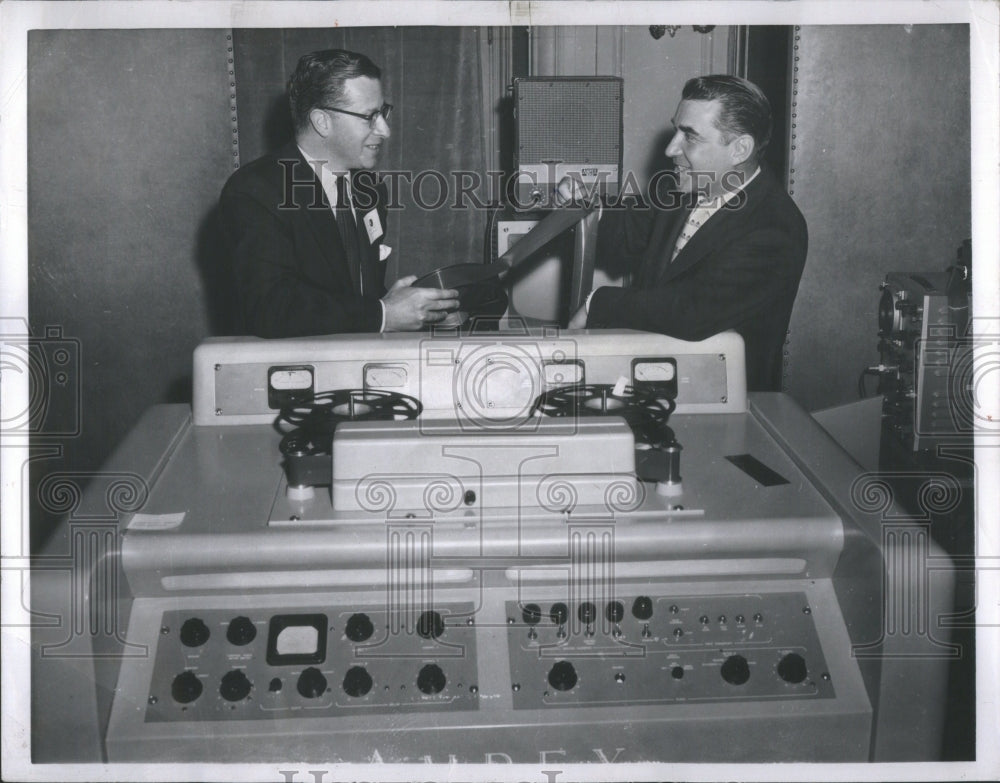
[145,603,479,724]
[107,579,869,763]
[192,331,749,425]
[675,352,728,405]
[506,591,835,709]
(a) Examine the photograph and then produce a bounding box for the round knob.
[417,663,447,695]
[417,610,444,640]
[171,670,202,704]
[219,669,252,701]
[720,654,750,686]
[226,616,256,646]
[549,602,568,625]
[522,603,542,625]
[296,667,327,698]
[345,613,375,642]
[342,666,373,698]
[605,601,624,624]
[547,660,578,691]
[632,596,653,621]
[180,617,210,647]
[777,653,808,684]
[578,601,596,625]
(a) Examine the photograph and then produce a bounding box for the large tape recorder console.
[31,326,957,765]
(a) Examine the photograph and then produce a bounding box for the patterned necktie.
[671,203,710,261]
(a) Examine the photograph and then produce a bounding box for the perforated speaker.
[514,77,623,209]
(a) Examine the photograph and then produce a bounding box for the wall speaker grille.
[516,78,622,163]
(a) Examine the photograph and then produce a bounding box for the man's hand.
[554,175,588,208]
[568,303,589,329]
[381,276,461,331]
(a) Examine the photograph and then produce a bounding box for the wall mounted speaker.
[513,76,623,209]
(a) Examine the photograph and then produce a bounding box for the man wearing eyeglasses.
[220,49,459,336]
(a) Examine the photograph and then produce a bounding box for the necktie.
[671,203,710,261]
[336,175,366,294]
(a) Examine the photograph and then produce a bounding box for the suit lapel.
[280,144,360,291]
[660,171,771,282]
[638,198,690,287]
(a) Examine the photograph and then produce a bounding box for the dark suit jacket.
[218,142,390,337]
[587,168,808,391]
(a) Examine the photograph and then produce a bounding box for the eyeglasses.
[319,102,393,129]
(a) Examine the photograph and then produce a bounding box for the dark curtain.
[233,27,487,281]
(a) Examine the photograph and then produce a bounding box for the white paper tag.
[379,244,392,261]
[127,512,186,530]
[363,210,383,243]
[612,375,628,396]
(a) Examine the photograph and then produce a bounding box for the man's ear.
[308,107,331,137]
[730,134,755,166]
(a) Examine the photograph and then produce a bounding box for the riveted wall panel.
[783,25,970,409]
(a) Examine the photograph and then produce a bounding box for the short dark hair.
[682,75,772,161]
[287,49,381,132]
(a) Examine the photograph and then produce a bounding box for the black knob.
[632,596,653,620]
[296,667,328,698]
[179,617,210,647]
[345,613,375,642]
[522,603,542,626]
[417,610,444,640]
[578,601,596,625]
[417,663,447,695]
[720,654,750,686]
[226,616,256,646]
[605,601,624,624]
[777,653,808,684]
[342,666,373,698]
[171,670,202,704]
[671,666,684,680]
[549,602,568,625]
[219,669,252,701]
[547,660,578,691]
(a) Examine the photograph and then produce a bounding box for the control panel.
[145,603,479,723]
[137,591,836,726]
[506,592,834,708]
